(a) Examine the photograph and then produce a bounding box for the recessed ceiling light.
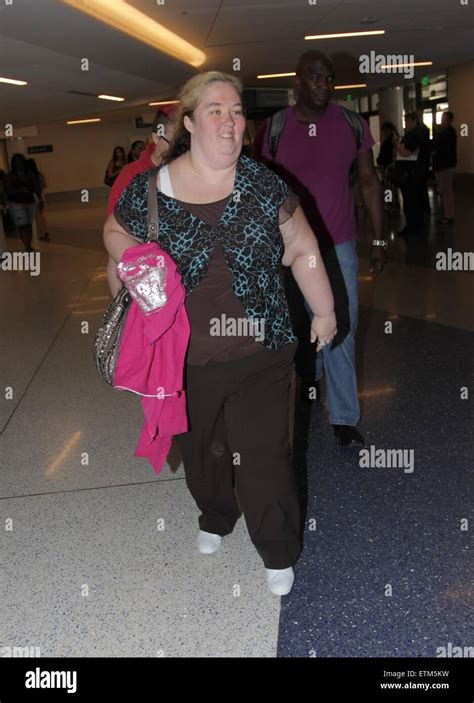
[0,77,28,86]
[257,72,296,79]
[60,0,205,67]
[305,30,385,40]
[98,94,124,101]
[334,84,367,90]
[67,118,101,124]
[380,61,433,69]
[148,100,180,106]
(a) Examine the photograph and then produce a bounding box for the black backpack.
[267,106,364,186]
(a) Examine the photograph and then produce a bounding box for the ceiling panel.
[0,0,472,126]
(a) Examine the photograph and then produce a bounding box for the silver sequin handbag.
[93,167,159,384]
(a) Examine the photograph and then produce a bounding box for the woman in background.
[5,153,37,252]
[105,146,126,187]
[26,158,49,241]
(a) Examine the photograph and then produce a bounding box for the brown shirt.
[176,193,299,366]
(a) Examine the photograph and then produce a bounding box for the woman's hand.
[310,311,337,351]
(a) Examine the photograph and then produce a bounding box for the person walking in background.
[0,169,7,261]
[415,109,431,215]
[106,108,176,297]
[377,122,400,213]
[394,112,427,236]
[5,153,37,252]
[127,140,145,163]
[25,157,50,241]
[253,50,385,448]
[377,121,398,179]
[104,71,337,595]
[104,146,126,187]
[433,111,457,224]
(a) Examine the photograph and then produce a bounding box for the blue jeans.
[304,240,360,426]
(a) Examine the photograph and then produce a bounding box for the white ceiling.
[1,0,473,126]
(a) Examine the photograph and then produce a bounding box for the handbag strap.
[147,167,159,242]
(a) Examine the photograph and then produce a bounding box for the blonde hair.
[165,71,243,162]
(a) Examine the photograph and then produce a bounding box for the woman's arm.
[103,213,142,295]
[280,205,336,347]
[103,213,141,261]
[106,256,122,298]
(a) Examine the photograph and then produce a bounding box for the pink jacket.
[113,242,190,474]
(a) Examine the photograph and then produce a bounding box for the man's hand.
[369,244,386,276]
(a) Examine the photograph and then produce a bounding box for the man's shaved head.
[295,51,335,112]
[296,51,335,77]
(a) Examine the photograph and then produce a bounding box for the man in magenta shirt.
[253,50,385,447]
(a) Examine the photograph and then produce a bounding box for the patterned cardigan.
[114,154,297,351]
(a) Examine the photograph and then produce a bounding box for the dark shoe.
[333,425,365,447]
[301,379,320,403]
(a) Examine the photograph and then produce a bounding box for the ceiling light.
[380,61,433,69]
[257,74,366,90]
[257,72,296,79]
[305,30,385,40]
[67,118,101,125]
[148,100,180,106]
[98,94,124,101]
[0,77,28,86]
[60,0,205,67]
[334,84,367,89]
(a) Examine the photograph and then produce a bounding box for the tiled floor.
[1,180,472,657]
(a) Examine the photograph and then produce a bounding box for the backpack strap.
[340,107,365,185]
[268,108,287,159]
[340,106,364,151]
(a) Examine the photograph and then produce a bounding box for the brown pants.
[175,342,302,569]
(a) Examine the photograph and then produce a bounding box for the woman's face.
[115,149,125,161]
[185,82,245,166]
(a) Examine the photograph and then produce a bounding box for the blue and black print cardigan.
[114,155,297,351]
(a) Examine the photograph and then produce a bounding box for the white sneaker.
[265,567,295,596]
[196,530,222,554]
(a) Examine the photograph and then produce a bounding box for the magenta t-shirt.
[259,103,375,252]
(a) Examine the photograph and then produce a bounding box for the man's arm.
[357,148,385,276]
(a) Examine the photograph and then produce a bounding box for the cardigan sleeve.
[113,172,148,242]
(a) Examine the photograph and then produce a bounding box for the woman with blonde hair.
[104,71,336,596]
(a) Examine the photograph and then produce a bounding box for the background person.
[394,112,426,235]
[5,153,37,252]
[127,140,145,163]
[104,146,126,187]
[432,111,457,224]
[253,50,385,448]
[25,157,50,241]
